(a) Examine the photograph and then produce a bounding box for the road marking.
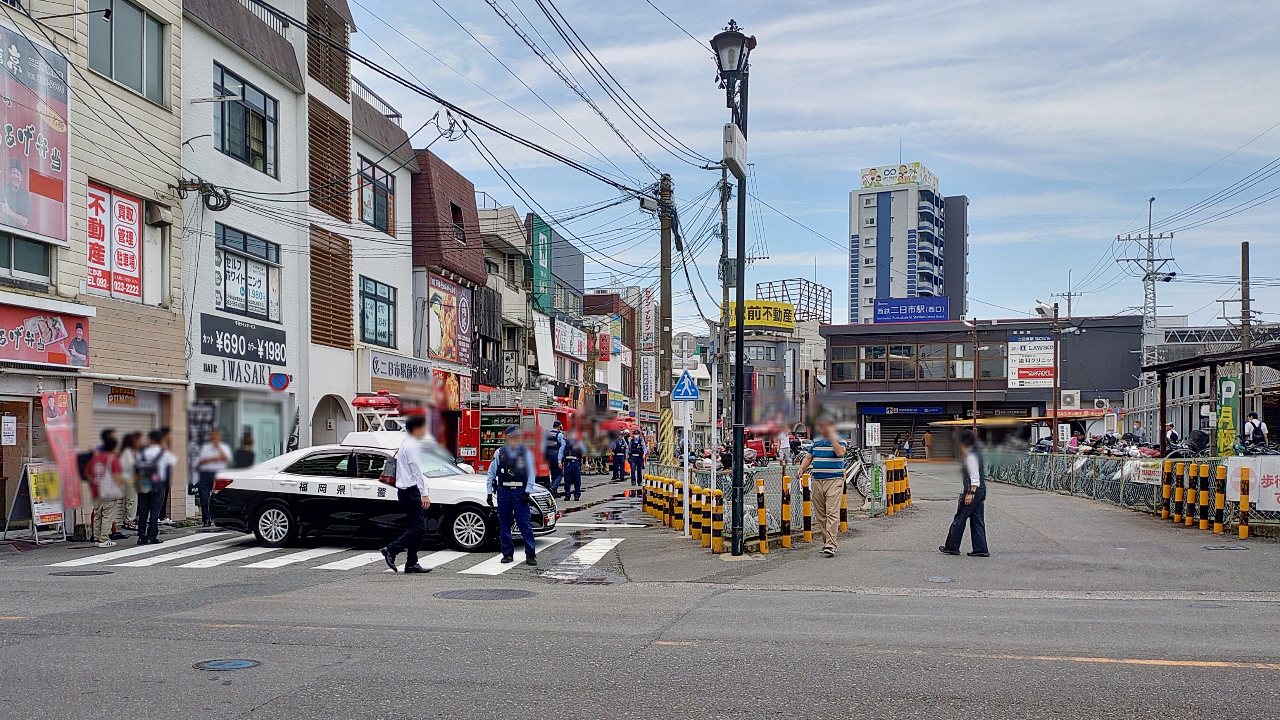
[314,551,386,571]
[0,616,27,621]
[956,651,1280,671]
[380,550,471,573]
[460,537,564,575]
[111,537,254,567]
[177,545,281,568]
[242,546,352,568]
[542,538,623,581]
[48,533,231,567]
[555,522,648,529]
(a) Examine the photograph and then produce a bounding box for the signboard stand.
[2,464,67,544]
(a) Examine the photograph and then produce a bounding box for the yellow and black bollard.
[839,480,849,533]
[643,476,652,517]
[756,477,768,554]
[673,480,685,532]
[711,489,725,553]
[1184,465,1196,528]
[702,485,713,549]
[691,485,703,542]
[1160,460,1173,520]
[1239,467,1251,540]
[1198,464,1210,532]
[801,473,813,542]
[904,463,913,507]
[781,477,793,549]
[1172,462,1185,523]
[1214,465,1227,534]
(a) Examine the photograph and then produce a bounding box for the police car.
[209,431,558,551]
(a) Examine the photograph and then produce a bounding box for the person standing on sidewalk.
[381,414,432,574]
[610,433,627,482]
[134,430,174,545]
[87,436,123,547]
[115,432,141,534]
[560,432,585,502]
[195,429,232,528]
[486,426,539,566]
[628,431,647,486]
[940,430,989,558]
[798,415,847,557]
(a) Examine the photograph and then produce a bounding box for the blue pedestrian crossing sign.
[672,370,700,401]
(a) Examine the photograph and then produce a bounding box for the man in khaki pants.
[798,415,847,557]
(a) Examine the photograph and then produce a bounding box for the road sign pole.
[683,401,691,537]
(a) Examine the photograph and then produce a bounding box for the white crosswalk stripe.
[542,539,624,581]
[111,536,254,567]
[48,533,230,567]
[460,537,565,575]
[313,551,386,571]
[177,545,281,568]
[243,546,352,568]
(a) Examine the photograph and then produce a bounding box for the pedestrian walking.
[195,428,232,528]
[610,433,627,481]
[1165,422,1181,445]
[628,431,647,486]
[381,414,432,574]
[1244,412,1269,446]
[116,432,141,533]
[134,430,175,545]
[940,430,989,558]
[890,433,902,458]
[901,434,913,460]
[798,415,847,557]
[544,421,566,496]
[486,426,539,566]
[561,432,584,501]
[87,436,123,547]
[922,430,933,459]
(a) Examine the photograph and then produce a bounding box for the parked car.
[209,431,558,551]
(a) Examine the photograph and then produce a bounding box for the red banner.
[40,390,80,509]
[0,303,90,367]
[86,183,142,300]
[596,333,610,362]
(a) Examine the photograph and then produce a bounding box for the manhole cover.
[926,576,954,583]
[1204,544,1248,551]
[433,589,536,601]
[194,659,260,672]
[49,570,113,577]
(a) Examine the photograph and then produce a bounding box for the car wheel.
[446,506,493,552]
[253,501,296,547]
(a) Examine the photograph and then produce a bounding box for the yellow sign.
[725,301,796,332]
[28,463,64,525]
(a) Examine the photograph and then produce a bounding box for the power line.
[641,0,711,51]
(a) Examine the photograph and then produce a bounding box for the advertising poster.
[724,301,797,331]
[1224,457,1280,512]
[433,369,460,410]
[27,463,64,525]
[610,314,622,354]
[86,183,143,300]
[0,304,89,367]
[641,288,655,351]
[0,21,70,245]
[1007,334,1055,389]
[859,162,938,191]
[427,273,472,365]
[1217,375,1240,455]
[528,214,552,311]
[553,320,587,361]
[39,390,79,509]
[639,354,656,404]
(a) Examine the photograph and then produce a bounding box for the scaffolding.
[755,278,832,324]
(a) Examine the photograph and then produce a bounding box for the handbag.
[377,450,398,487]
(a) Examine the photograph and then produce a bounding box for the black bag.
[135,448,163,494]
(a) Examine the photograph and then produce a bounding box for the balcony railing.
[239,0,287,36]
[352,76,403,127]
[453,223,466,243]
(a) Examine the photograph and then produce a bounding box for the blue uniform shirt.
[486,445,538,494]
[809,437,845,480]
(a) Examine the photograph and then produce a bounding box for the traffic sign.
[672,370,700,402]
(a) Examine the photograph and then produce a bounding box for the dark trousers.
[629,458,644,485]
[562,462,582,500]
[611,454,625,480]
[547,461,563,495]
[136,483,167,542]
[196,471,215,526]
[386,486,426,566]
[943,486,988,554]
[496,486,536,559]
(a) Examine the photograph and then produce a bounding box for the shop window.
[0,231,51,283]
[359,276,397,348]
[214,63,279,177]
[980,343,1008,378]
[88,0,166,104]
[216,224,281,323]
[918,343,946,380]
[358,156,395,234]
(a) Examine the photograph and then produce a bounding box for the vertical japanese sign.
[641,288,655,351]
[596,332,610,362]
[39,390,79,509]
[86,183,142,300]
[1217,375,1239,455]
[639,354,656,403]
[529,214,552,312]
[1007,334,1054,389]
[0,21,70,245]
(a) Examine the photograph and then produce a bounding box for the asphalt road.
[2,464,1278,719]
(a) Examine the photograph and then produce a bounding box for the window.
[0,231,51,283]
[359,276,396,348]
[863,277,875,286]
[88,0,165,103]
[860,345,886,380]
[888,344,916,380]
[766,346,776,361]
[450,203,465,243]
[354,452,390,479]
[918,343,946,379]
[214,64,278,177]
[764,375,778,389]
[980,343,1008,378]
[863,257,875,266]
[358,156,395,233]
[216,224,281,322]
[284,451,351,477]
[864,237,875,247]
[863,217,876,227]
[950,343,974,379]
[485,258,500,275]
[863,197,874,208]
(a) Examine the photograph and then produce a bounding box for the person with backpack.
[87,436,123,547]
[610,433,627,482]
[543,421,566,496]
[628,431,647,486]
[135,430,175,545]
[1244,412,1269,446]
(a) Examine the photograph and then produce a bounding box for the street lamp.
[1036,300,1062,451]
[710,19,755,555]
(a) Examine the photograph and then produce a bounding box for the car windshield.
[420,442,466,478]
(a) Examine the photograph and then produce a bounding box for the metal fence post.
[801,473,813,542]
[1239,467,1251,540]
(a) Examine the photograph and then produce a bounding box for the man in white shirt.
[1244,413,1269,446]
[135,430,176,545]
[381,415,432,574]
[940,430,989,557]
[195,429,232,528]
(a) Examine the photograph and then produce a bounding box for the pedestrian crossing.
[46,533,623,580]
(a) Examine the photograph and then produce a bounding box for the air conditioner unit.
[1093,398,1111,410]
[1060,390,1080,410]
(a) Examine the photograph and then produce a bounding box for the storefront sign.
[725,301,797,331]
[596,332,610,362]
[0,21,70,246]
[965,408,1034,419]
[1008,334,1054,389]
[873,297,949,324]
[0,304,89,367]
[199,313,286,366]
[1225,456,1280,512]
[862,405,945,415]
[369,350,431,383]
[27,463,64,525]
[529,215,553,312]
[641,288,655,351]
[608,391,626,410]
[639,354,656,404]
[86,183,143,300]
[434,369,461,411]
[1217,375,1239,455]
[553,320,588,361]
[106,386,138,408]
[426,273,472,366]
[39,390,78,509]
[1,415,15,445]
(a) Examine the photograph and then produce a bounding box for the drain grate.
[194,659,260,672]
[433,589,536,601]
[49,570,113,577]
[926,576,954,584]
[1204,544,1248,551]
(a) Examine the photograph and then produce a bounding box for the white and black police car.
[209,431,558,551]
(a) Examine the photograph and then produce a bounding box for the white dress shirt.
[394,434,428,496]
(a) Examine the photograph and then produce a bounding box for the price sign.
[199,313,287,366]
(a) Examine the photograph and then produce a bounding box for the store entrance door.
[243,401,283,462]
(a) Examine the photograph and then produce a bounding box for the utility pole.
[1052,269,1083,320]
[1051,302,1061,452]
[1117,197,1175,388]
[1241,241,1252,417]
[718,168,731,438]
[659,173,675,466]
[970,319,979,432]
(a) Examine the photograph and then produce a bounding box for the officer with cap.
[544,420,566,496]
[628,431,648,486]
[486,425,540,565]
[561,432,585,501]
[610,432,628,482]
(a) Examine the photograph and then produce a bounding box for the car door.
[277,450,354,532]
[350,451,405,534]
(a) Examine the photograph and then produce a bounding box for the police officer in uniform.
[610,432,628,482]
[544,420,566,496]
[628,431,647,486]
[561,432,585,501]
[486,426,539,565]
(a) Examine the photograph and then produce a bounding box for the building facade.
[848,162,968,324]
[478,202,530,393]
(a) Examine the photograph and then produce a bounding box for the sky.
[349,0,1280,335]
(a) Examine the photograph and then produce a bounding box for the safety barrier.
[756,477,768,555]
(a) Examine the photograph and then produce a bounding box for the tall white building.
[847,162,968,324]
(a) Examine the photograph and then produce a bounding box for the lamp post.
[710,20,755,556]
